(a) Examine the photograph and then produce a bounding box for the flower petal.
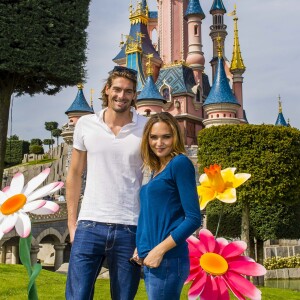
[199,173,209,184]
[187,235,202,257]
[0,230,4,240]
[223,275,246,300]
[15,212,31,238]
[232,173,251,188]
[9,173,25,195]
[200,275,219,300]
[216,188,236,203]
[221,241,247,258]
[23,200,46,212]
[215,277,230,300]
[225,271,262,300]
[30,201,59,215]
[215,237,228,254]
[27,182,63,202]
[199,229,216,253]
[229,260,266,276]
[0,191,7,204]
[188,269,207,299]
[1,213,18,233]
[22,168,50,196]
[2,186,10,193]
[198,186,216,210]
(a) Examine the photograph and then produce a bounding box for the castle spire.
[275,95,288,126]
[230,5,245,71]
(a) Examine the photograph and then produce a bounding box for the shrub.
[264,255,300,270]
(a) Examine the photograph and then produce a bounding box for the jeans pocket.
[124,225,137,235]
[77,220,96,229]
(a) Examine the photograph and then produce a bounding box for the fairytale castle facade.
[112,0,247,146]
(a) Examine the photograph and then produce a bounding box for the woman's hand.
[130,248,143,266]
[143,246,164,268]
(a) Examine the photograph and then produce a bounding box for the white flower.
[0,168,63,239]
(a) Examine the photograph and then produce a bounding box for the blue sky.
[9,0,300,142]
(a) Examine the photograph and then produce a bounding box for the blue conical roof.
[210,0,226,13]
[137,75,165,103]
[185,0,205,20]
[141,0,148,9]
[275,113,288,126]
[204,57,239,106]
[65,87,94,115]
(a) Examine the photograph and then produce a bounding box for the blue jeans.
[65,221,140,300]
[143,256,190,300]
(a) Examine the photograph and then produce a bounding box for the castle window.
[194,25,198,36]
[223,114,226,117]
[217,114,219,118]
[210,115,213,118]
[162,87,170,101]
[144,109,151,117]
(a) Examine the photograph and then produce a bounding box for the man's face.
[105,77,136,113]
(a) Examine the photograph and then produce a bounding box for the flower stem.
[215,203,225,238]
[19,234,41,300]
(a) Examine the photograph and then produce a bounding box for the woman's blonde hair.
[141,112,186,172]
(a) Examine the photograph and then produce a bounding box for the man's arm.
[66,148,87,243]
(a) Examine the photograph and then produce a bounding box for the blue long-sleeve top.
[136,154,201,258]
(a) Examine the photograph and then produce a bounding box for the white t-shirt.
[73,108,148,225]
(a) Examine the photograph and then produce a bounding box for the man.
[65,66,148,300]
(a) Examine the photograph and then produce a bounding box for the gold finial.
[90,88,94,108]
[230,4,246,72]
[216,35,223,58]
[278,95,282,113]
[146,53,154,76]
[119,34,124,48]
[77,83,84,90]
[136,32,145,47]
[228,4,236,16]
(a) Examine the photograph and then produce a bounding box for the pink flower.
[186,229,266,300]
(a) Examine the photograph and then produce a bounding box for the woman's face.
[149,121,174,160]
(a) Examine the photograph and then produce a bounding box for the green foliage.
[45,122,58,132]
[43,139,54,146]
[264,255,300,270]
[0,0,90,95]
[7,134,19,140]
[52,128,62,145]
[198,124,300,240]
[5,139,29,165]
[30,139,43,146]
[29,145,44,155]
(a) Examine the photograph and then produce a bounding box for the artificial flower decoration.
[197,164,251,210]
[0,168,63,239]
[186,229,266,300]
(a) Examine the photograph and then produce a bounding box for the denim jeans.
[143,256,190,300]
[65,221,140,300]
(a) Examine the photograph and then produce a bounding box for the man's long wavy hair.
[141,112,186,172]
[101,70,137,107]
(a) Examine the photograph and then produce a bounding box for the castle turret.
[275,95,288,126]
[184,0,206,87]
[209,0,227,80]
[229,5,247,122]
[203,37,240,127]
[136,54,165,116]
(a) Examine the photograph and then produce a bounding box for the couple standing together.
[65,66,201,300]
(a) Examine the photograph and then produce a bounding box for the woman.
[135,112,201,299]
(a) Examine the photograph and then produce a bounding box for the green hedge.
[5,140,29,166]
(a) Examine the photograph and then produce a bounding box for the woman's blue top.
[136,154,201,258]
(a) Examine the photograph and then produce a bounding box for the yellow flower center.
[200,252,228,276]
[204,164,225,193]
[0,194,26,215]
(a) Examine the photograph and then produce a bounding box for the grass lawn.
[1,264,300,299]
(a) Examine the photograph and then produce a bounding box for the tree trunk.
[241,201,250,257]
[0,88,13,187]
[255,238,265,286]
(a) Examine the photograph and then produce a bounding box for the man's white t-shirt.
[73,108,148,225]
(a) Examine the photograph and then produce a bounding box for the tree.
[0,0,90,187]
[29,145,44,155]
[45,122,58,150]
[30,138,43,146]
[197,124,300,267]
[8,134,19,141]
[43,139,55,151]
[52,128,62,146]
